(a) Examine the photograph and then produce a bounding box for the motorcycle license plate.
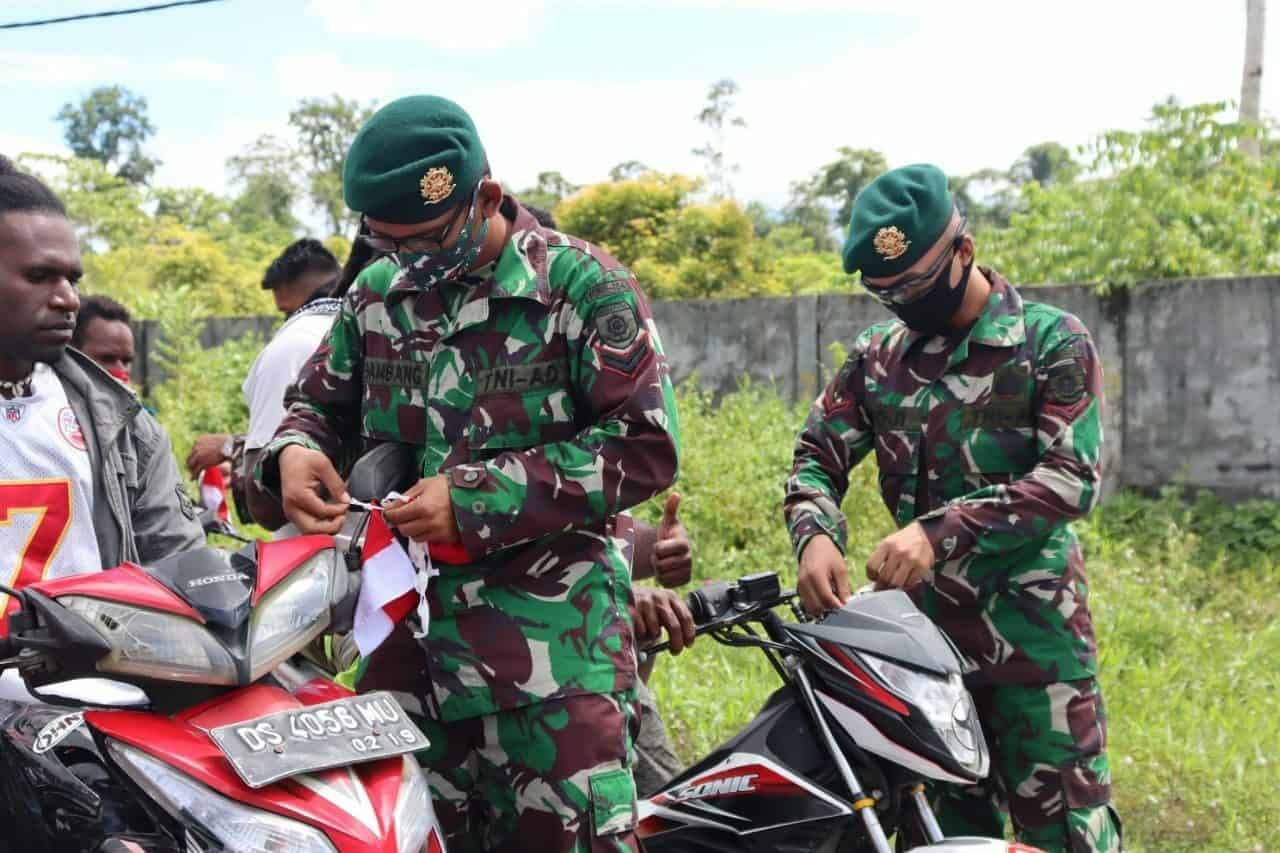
[210,691,427,788]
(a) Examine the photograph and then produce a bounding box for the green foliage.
[640,386,1279,852]
[556,173,852,299]
[18,152,284,319]
[785,147,888,250]
[516,170,579,213]
[227,134,303,234]
[288,95,377,236]
[55,85,159,184]
[982,100,1280,289]
[145,293,262,463]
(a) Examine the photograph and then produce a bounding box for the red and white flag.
[199,466,229,522]
[353,509,420,656]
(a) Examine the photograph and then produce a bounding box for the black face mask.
[886,257,974,337]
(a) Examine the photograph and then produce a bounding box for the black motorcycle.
[637,572,1039,853]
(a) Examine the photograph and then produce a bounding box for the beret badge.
[873,226,910,260]
[419,166,456,205]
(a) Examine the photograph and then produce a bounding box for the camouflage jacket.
[260,199,680,720]
[784,272,1103,685]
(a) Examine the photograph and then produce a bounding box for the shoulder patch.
[593,301,640,349]
[1046,361,1087,405]
[586,278,632,302]
[1046,336,1087,365]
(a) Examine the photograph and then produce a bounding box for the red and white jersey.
[0,363,102,619]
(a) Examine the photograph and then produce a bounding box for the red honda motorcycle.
[0,530,446,853]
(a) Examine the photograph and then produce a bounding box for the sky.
[1,0,1277,228]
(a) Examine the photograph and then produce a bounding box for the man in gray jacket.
[0,154,201,597]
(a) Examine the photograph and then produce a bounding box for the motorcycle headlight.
[860,653,988,777]
[107,740,336,853]
[394,756,439,853]
[60,596,237,685]
[249,552,335,680]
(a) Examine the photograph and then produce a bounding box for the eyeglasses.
[358,193,475,255]
[862,217,968,306]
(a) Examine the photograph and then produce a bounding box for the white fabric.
[352,509,420,656]
[0,363,102,607]
[242,309,337,451]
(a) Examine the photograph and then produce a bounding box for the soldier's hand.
[186,433,231,478]
[279,445,349,535]
[384,476,461,545]
[652,492,692,588]
[797,535,851,615]
[867,522,936,590]
[633,587,696,654]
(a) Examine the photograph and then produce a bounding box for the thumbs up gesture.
[652,492,693,588]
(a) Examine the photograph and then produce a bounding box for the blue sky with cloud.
[1,0,1276,225]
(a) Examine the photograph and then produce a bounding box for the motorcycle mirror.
[17,588,111,673]
[347,443,416,503]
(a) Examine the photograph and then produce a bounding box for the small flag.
[199,466,229,522]
[353,509,420,656]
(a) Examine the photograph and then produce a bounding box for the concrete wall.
[142,277,1280,499]
[1121,278,1279,500]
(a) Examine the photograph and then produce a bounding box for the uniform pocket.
[1062,756,1121,853]
[589,766,638,837]
[468,361,575,456]
[959,427,1037,477]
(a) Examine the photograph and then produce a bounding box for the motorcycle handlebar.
[640,572,793,661]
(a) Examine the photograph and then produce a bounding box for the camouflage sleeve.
[448,265,680,558]
[253,292,363,492]
[917,316,1104,561]
[782,334,876,559]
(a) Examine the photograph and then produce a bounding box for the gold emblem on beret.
[419,167,455,205]
[873,226,910,260]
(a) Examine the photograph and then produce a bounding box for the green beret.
[841,163,953,277]
[343,95,488,225]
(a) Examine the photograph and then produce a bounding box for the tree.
[227,134,302,233]
[556,173,695,267]
[951,167,1016,229]
[692,79,747,199]
[1240,0,1266,158]
[983,100,1280,289]
[287,95,376,236]
[1010,142,1080,187]
[55,86,159,184]
[153,187,232,232]
[608,160,650,182]
[515,170,579,211]
[556,171,845,299]
[784,147,888,251]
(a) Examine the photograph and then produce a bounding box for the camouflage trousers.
[414,691,642,853]
[633,679,683,798]
[928,678,1122,852]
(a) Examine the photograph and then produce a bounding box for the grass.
[634,385,1279,853]
[167,348,1279,850]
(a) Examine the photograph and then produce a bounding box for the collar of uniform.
[965,269,1026,349]
[899,267,1025,372]
[484,197,552,305]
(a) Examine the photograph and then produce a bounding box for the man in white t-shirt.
[0,155,201,703]
[228,240,343,531]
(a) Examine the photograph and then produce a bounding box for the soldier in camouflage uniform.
[256,95,680,852]
[783,164,1121,852]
